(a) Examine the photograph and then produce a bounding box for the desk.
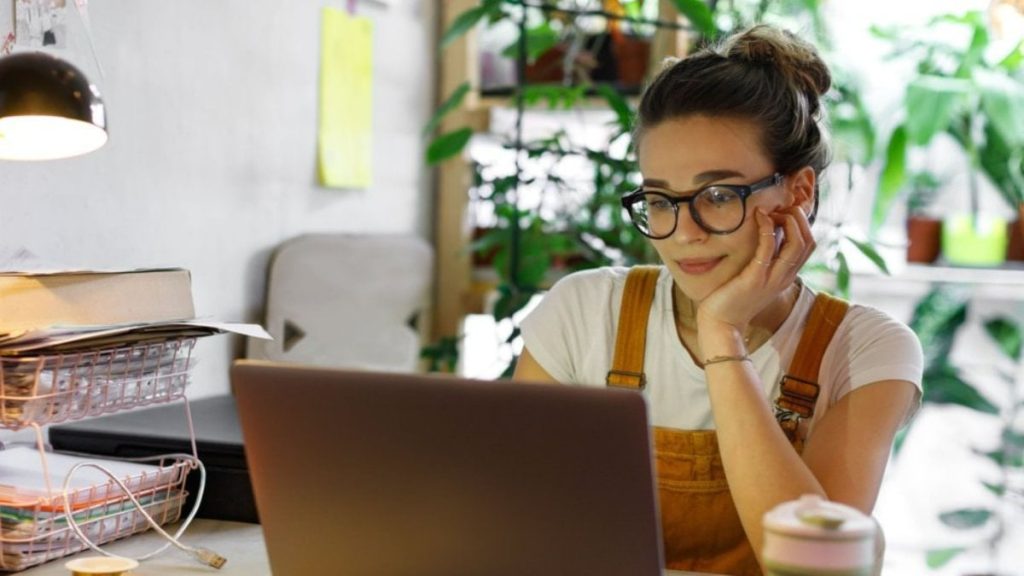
[19,520,268,575]
[17,520,714,575]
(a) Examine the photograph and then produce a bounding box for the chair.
[246,233,433,372]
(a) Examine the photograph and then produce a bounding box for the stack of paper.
[0,258,268,569]
[0,446,189,571]
[0,318,270,355]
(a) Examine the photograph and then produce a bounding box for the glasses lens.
[694,186,744,233]
[630,193,677,238]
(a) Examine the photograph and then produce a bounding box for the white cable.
[70,0,105,77]
[59,453,226,568]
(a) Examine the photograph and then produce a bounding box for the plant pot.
[1007,204,1024,262]
[906,217,943,264]
[942,214,1009,267]
[611,34,651,90]
[470,226,499,268]
[523,33,644,89]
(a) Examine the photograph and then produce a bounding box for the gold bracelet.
[702,354,751,367]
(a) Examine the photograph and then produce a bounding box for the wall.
[0,0,436,398]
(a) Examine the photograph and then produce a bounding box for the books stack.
[0,266,269,570]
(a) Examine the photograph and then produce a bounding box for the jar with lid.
[762,494,880,576]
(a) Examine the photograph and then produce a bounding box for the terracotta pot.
[470,227,499,267]
[611,34,650,89]
[1008,204,1024,262]
[523,45,568,84]
[906,217,943,264]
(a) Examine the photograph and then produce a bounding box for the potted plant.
[904,171,944,264]
[872,11,1024,267]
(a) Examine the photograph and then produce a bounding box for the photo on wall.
[14,0,68,49]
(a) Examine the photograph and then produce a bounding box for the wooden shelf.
[853,263,1024,301]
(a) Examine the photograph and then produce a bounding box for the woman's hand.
[695,205,816,351]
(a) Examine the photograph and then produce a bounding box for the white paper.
[0,318,272,354]
[0,445,177,504]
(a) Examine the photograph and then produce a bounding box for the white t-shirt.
[520,266,923,432]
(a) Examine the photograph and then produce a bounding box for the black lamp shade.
[0,51,107,160]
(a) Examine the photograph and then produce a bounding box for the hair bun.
[739,37,778,64]
[724,25,831,99]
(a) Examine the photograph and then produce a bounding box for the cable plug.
[192,547,227,569]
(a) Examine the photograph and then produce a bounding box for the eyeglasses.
[620,173,783,238]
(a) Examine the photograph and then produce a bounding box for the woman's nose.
[671,206,708,243]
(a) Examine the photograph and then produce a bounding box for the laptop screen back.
[231,360,663,576]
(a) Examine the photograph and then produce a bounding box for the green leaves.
[926,548,965,569]
[976,68,1024,148]
[997,39,1023,72]
[596,84,635,134]
[873,125,907,233]
[939,508,994,529]
[493,283,539,322]
[440,0,504,50]
[846,236,890,275]
[828,84,876,167]
[521,84,587,109]
[423,82,470,138]
[905,76,969,146]
[833,251,850,299]
[978,445,1024,468]
[923,364,999,415]
[668,0,717,39]
[426,128,473,164]
[909,287,969,370]
[423,82,474,165]
[984,316,1022,361]
[500,21,561,63]
[977,121,1024,206]
[420,336,461,373]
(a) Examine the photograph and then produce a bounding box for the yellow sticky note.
[318,8,373,189]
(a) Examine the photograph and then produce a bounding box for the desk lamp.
[0,51,106,161]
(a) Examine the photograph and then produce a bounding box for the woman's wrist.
[697,318,747,357]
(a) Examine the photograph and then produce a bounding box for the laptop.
[230,360,664,576]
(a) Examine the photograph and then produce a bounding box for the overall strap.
[776,292,850,449]
[606,266,662,389]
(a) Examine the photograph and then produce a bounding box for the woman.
[514,24,923,575]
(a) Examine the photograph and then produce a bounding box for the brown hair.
[635,24,832,218]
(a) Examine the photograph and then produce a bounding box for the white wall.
[0,0,437,398]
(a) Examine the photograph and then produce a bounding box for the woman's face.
[636,115,797,303]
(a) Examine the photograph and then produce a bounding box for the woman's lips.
[675,257,724,275]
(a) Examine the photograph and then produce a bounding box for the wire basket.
[0,338,196,430]
[0,454,191,572]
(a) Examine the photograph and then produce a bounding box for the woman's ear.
[787,167,816,215]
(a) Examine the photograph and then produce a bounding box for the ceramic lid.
[763,494,876,540]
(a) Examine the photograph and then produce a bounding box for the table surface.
[16,519,716,575]
[18,520,268,575]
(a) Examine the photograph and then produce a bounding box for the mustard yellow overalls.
[606,266,848,575]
